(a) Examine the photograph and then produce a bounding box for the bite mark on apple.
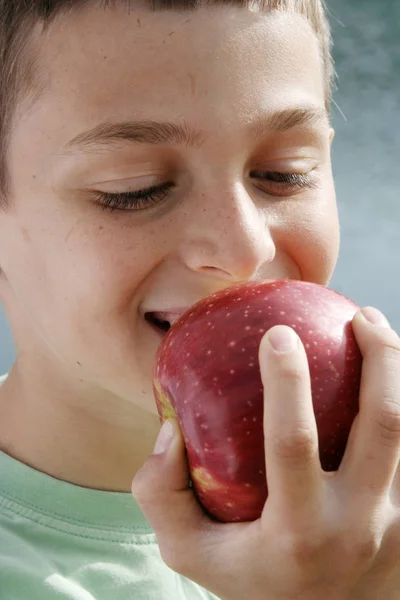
[153,378,177,421]
[192,467,225,492]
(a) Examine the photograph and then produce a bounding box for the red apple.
[153,280,362,523]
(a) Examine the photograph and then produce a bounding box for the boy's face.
[0,4,339,414]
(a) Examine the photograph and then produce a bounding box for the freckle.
[21,228,30,242]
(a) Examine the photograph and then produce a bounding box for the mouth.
[144,312,176,336]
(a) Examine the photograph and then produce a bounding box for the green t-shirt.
[0,375,219,599]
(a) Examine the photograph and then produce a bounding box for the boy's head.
[0,0,339,414]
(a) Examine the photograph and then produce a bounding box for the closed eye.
[92,182,174,212]
[250,171,319,197]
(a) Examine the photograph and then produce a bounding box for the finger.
[131,418,229,583]
[339,308,400,498]
[260,325,322,517]
[132,419,206,561]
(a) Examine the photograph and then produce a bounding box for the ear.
[329,128,335,144]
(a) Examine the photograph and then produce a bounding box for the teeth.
[166,314,180,326]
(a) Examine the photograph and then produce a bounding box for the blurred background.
[1,0,399,373]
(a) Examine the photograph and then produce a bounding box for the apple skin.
[153,280,362,523]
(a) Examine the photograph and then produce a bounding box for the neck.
[0,361,160,492]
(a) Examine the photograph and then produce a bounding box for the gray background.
[1,0,399,374]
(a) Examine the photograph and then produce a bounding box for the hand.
[131,307,400,600]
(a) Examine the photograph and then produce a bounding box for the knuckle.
[130,472,148,503]
[273,424,317,462]
[377,398,400,444]
[353,534,380,564]
[281,530,327,563]
[278,364,306,384]
[374,330,400,358]
[282,529,380,571]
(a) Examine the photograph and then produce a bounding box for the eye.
[92,182,174,212]
[250,171,319,197]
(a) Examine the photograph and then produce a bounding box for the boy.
[1,0,400,598]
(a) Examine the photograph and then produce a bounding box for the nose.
[179,183,275,283]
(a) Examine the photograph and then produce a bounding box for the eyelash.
[93,171,318,213]
[93,182,174,212]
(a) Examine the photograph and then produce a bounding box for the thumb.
[131,418,207,569]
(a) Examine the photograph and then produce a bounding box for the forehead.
[15,5,325,152]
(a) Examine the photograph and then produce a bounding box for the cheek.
[301,207,340,284]
[273,195,340,286]
[4,214,161,355]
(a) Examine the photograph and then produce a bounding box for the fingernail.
[361,307,391,328]
[267,325,298,352]
[153,420,174,455]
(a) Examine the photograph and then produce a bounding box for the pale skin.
[0,3,399,599]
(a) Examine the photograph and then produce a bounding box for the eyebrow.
[64,107,328,152]
[252,107,329,140]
